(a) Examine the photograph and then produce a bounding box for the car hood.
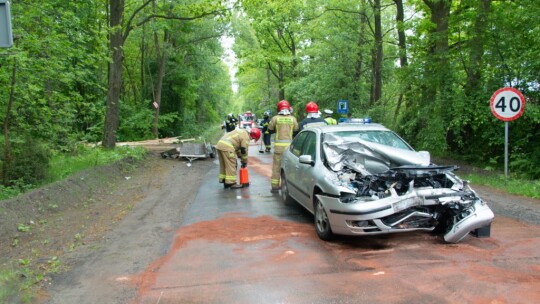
[323,133,430,175]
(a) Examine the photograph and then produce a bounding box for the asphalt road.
[134,144,540,304]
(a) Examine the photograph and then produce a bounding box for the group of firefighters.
[216,100,338,192]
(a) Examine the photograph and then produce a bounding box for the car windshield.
[329,130,413,151]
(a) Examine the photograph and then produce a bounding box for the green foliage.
[0,0,538,190]
[47,145,146,183]
[117,102,155,141]
[0,265,34,303]
[0,136,52,187]
[0,144,146,201]
[464,173,540,199]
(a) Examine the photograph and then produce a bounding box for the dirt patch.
[1,158,140,260]
[0,144,214,303]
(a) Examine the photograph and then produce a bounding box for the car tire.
[315,198,334,241]
[208,146,216,158]
[280,172,295,205]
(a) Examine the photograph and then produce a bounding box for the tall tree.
[103,0,125,148]
[392,0,408,124]
[102,0,226,148]
[370,0,383,105]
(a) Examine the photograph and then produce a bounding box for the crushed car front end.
[317,128,494,243]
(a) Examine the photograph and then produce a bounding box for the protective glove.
[241,162,247,168]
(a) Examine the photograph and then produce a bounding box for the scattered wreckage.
[281,124,494,243]
[161,139,216,165]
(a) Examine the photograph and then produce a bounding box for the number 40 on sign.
[490,87,525,122]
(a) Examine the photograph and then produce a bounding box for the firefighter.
[216,127,261,189]
[268,100,298,193]
[261,110,272,152]
[323,109,337,125]
[222,113,238,132]
[297,101,327,133]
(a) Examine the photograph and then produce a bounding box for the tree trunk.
[266,66,272,103]
[393,0,408,124]
[141,23,146,98]
[394,0,408,67]
[423,0,452,101]
[278,63,285,100]
[102,0,125,148]
[464,0,491,98]
[152,30,169,138]
[352,5,367,104]
[370,0,383,105]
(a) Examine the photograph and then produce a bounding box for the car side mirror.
[299,155,314,166]
[418,151,431,165]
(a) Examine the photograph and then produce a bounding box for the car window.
[330,130,413,150]
[290,132,308,157]
[301,132,317,160]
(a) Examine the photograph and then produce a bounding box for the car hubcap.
[281,176,287,200]
[316,201,328,232]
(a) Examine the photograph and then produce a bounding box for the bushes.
[0,136,51,187]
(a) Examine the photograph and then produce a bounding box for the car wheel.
[315,198,334,241]
[280,172,294,205]
[209,146,216,158]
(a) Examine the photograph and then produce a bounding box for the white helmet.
[324,109,333,115]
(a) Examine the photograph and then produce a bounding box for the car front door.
[282,132,307,202]
[296,131,318,211]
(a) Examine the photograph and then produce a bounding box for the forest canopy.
[1,0,539,189]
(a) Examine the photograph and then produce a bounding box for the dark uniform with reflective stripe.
[268,114,298,190]
[224,117,238,132]
[261,116,271,152]
[298,117,327,133]
[215,129,250,187]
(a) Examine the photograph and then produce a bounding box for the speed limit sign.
[490,87,525,121]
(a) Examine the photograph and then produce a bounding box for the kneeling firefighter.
[216,127,261,189]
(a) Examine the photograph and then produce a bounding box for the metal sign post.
[504,121,508,183]
[489,87,526,185]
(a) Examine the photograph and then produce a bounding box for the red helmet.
[249,128,261,141]
[277,100,290,112]
[306,101,318,113]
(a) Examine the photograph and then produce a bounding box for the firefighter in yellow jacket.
[268,100,298,193]
[216,128,261,189]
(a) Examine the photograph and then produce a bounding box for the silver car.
[280,123,494,243]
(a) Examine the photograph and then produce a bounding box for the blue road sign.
[337,100,348,114]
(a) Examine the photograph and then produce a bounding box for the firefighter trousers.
[218,150,237,185]
[271,150,283,188]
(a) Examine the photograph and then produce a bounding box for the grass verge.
[0,145,147,201]
[463,173,540,199]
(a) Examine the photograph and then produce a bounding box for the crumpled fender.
[444,199,495,243]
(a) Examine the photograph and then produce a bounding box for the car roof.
[303,123,391,134]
